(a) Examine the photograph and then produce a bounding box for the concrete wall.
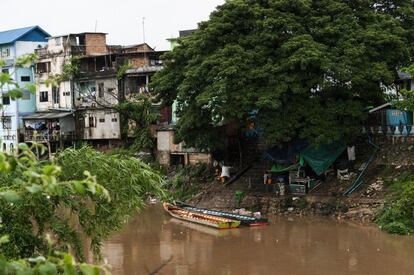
[156,129,211,166]
[15,41,47,57]
[74,77,118,108]
[0,43,14,60]
[60,115,76,133]
[77,110,120,140]
[36,52,73,111]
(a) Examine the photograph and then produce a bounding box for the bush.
[296,198,308,210]
[376,176,414,235]
[165,163,213,200]
[55,146,165,256]
[234,191,245,207]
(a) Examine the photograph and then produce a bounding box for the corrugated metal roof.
[0,26,49,45]
[368,102,393,113]
[23,112,73,120]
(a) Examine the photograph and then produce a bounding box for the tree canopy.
[152,0,414,149]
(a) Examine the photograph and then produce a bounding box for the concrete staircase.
[229,137,272,191]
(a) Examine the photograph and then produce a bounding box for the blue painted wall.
[0,27,49,153]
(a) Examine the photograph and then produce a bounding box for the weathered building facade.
[0,26,49,153]
[25,31,165,150]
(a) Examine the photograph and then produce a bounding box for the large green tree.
[152,0,414,149]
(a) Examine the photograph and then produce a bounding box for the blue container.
[386,110,413,126]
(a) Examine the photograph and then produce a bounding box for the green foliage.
[165,163,213,200]
[0,53,38,107]
[44,58,80,88]
[0,251,109,275]
[152,0,414,150]
[376,174,414,235]
[115,94,159,151]
[0,144,112,259]
[234,191,245,207]
[296,198,308,210]
[0,54,117,273]
[55,146,165,254]
[116,63,132,80]
[394,64,414,111]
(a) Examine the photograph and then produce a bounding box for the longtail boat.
[163,202,240,229]
[176,202,269,227]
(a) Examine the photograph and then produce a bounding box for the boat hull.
[176,202,269,226]
[163,203,240,229]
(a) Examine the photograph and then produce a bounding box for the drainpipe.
[15,65,19,146]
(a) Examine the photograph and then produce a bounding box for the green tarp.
[299,143,346,176]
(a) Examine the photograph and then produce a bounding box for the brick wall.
[129,57,149,68]
[85,34,107,55]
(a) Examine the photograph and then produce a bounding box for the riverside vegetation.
[0,144,165,274]
[376,173,414,235]
[0,57,165,274]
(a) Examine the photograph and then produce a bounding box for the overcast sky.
[0,0,225,50]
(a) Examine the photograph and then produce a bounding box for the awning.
[22,112,73,120]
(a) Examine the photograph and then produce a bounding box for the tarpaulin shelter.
[299,143,347,176]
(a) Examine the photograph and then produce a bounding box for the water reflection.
[102,205,414,275]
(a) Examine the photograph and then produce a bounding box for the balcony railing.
[363,125,414,136]
[24,130,76,143]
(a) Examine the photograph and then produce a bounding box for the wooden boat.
[163,202,240,229]
[176,202,269,227]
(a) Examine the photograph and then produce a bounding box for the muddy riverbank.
[189,186,384,223]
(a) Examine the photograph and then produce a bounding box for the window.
[55,37,62,46]
[98,83,104,98]
[2,96,10,105]
[21,76,30,82]
[99,118,105,123]
[1,48,10,58]
[2,116,11,129]
[64,91,71,96]
[1,68,9,74]
[2,143,5,152]
[111,118,117,122]
[10,143,14,154]
[40,91,49,102]
[22,90,30,100]
[88,116,96,128]
[36,62,50,73]
[52,87,60,104]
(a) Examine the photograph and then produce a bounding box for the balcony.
[70,46,86,55]
[35,48,48,58]
[24,129,75,143]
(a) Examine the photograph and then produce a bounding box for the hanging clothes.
[347,146,356,161]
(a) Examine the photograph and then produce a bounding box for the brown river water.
[102,205,414,275]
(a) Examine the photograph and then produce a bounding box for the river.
[102,205,414,275]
